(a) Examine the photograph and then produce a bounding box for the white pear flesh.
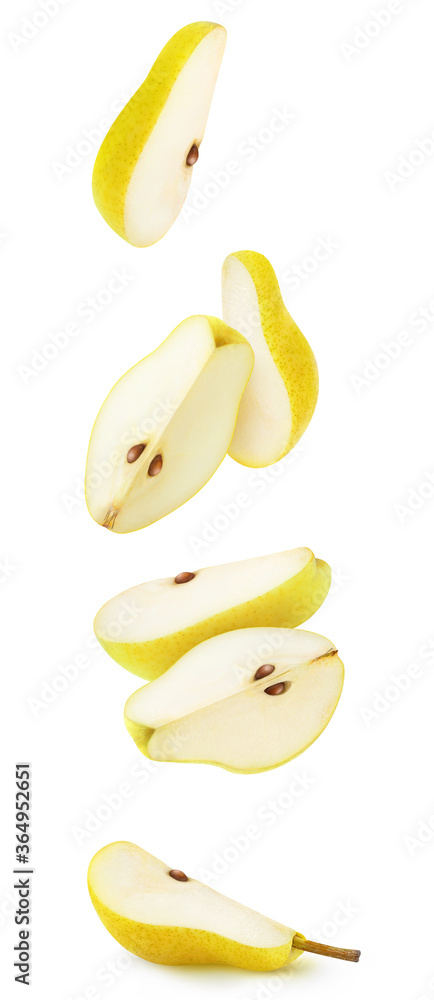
[88,841,302,970]
[92,23,226,247]
[223,258,290,463]
[94,547,331,679]
[85,316,253,533]
[125,30,226,246]
[125,628,344,773]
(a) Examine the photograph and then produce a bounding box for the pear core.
[85,315,253,533]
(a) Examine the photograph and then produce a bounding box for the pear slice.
[92,22,226,246]
[85,316,254,533]
[88,842,361,970]
[222,251,319,467]
[94,548,331,680]
[124,628,344,773]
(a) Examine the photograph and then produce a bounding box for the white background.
[1,0,434,997]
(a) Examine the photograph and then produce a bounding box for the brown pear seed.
[186,144,199,166]
[169,869,189,882]
[148,454,163,477]
[127,443,146,464]
[264,682,288,696]
[254,663,275,681]
[174,572,196,584]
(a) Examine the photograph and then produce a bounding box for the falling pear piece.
[94,547,331,680]
[222,251,319,466]
[124,627,344,772]
[85,316,253,533]
[88,842,360,970]
[92,22,226,246]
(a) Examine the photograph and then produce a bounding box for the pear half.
[94,547,331,680]
[88,841,303,970]
[125,628,344,773]
[92,22,226,246]
[222,251,319,467]
[85,316,253,533]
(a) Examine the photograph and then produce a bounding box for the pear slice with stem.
[94,547,331,680]
[88,842,361,971]
[85,316,253,533]
[222,250,319,467]
[124,627,344,773]
[92,22,226,246]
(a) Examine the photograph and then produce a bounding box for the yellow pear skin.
[222,251,319,466]
[95,552,331,680]
[92,22,226,245]
[88,842,304,971]
[88,893,300,970]
[124,629,344,774]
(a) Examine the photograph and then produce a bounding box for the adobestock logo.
[182,108,295,221]
[71,757,160,847]
[328,567,351,598]
[93,598,143,641]
[394,471,434,523]
[340,1,417,64]
[350,335,413,392]
[51,92,133,181]
[188,444,306,555]
[404,810,434,857]
[349,296,434,393]
[281,237,340,293]
[84,399,176,482]
[26,633,103,717]
[238,957,301,1000]
[198,771,316,885]
[149,724,192,763]
[212,0,244,12]
[231,633,285,683]
[0,556,18,584]
[384,131,434,191]
[61,477,86,516]
[310,900,359,942]
[65,953,132,1000]
[359,638,434,727]
[61,397,176,516]
[7,0,72,52]
[413,976,434,1000]
[17,268,134,385]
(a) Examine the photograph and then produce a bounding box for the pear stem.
[293,935,361,963]
[102,505,119,530]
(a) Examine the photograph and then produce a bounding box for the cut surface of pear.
[92,22,226,246]
[89,843,360,970]
[125,628,344,772]
[85,316,253,533]
[94,547,331,680]
[222,251,319,467]
[88,841,302,970]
